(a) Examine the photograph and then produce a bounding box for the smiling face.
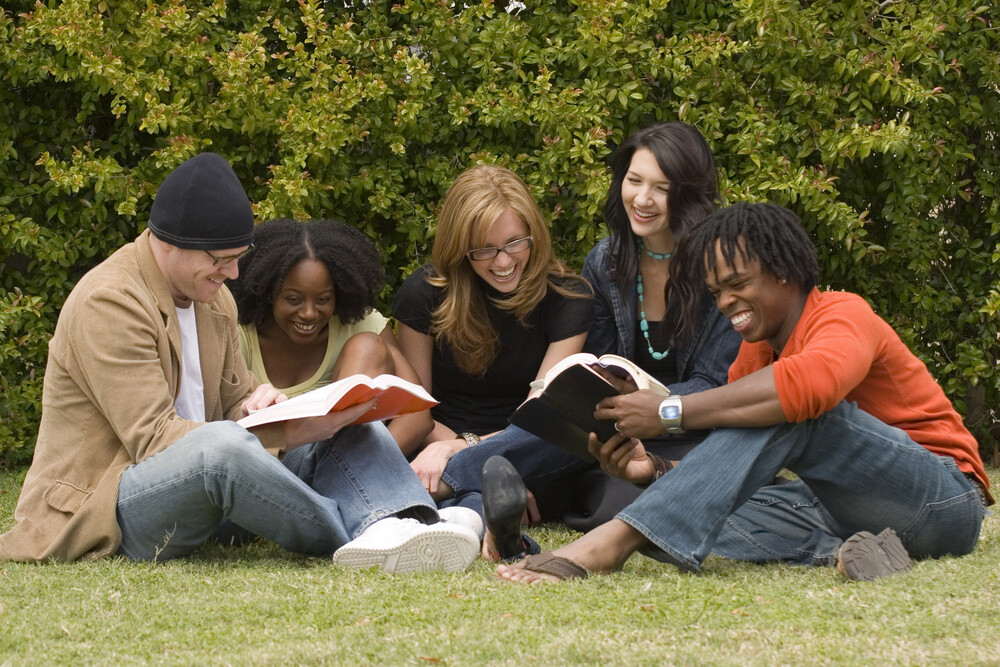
[468,208,531,293]
[269,258,335,345]
[621,147,673,251]
[705,241,805,353]
[158,243,245,307]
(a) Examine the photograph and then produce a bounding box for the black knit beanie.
[148,152,255,250]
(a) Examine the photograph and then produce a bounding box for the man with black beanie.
[0,153,480,573]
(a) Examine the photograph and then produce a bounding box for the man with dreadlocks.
[497,201,991,583]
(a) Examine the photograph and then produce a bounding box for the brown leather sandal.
[519,552,590,580]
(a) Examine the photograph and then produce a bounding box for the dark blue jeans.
[439,425,591,517]
[620,401,986,571]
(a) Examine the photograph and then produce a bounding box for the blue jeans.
[439,425,591,517]
[440,425,700,531]
[618,401,986,571]
[117,421,436,561]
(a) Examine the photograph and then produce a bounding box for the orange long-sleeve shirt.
[728,288,991,502]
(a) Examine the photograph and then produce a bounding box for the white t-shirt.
[174,304,206,421]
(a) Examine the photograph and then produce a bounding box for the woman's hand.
[409,438,464,498]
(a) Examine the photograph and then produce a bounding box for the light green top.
[238,310,389,398]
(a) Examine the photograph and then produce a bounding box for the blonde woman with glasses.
[393,165,593,553]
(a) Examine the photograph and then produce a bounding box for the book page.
[594,354,670,396]
[540,352,600,385]
[237,374,436,429]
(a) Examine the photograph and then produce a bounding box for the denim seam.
[900,489,983,553]
[721,516,837,566]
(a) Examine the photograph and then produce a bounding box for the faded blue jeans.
[117,421,436,561]
[619,401,986,571]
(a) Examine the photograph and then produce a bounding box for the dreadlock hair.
[229,218,385,328]
[686,202,819,293]
[427,164,589,377]
[602,122,719,347]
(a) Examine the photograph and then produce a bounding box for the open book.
[508,353,669,460]
[237,374,437,430]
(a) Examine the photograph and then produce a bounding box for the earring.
[780,279,788,285]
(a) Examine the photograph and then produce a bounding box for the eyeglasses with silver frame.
[203,244,254,266]
[466,236,533,262]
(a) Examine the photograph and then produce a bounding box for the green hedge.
[1,0,998,466]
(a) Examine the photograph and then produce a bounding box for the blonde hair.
[428,165,587,376]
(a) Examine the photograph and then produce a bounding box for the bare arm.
[682,365,785,429]
[595,365,786,439]
[380,324,434,456]
[395,323,433,392]
[527,332,588,398]
[395,322,463,493]
[535,332,588,380]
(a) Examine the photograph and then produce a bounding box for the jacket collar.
[136,229,180,321]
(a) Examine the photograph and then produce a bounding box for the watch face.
[660,405,680,420]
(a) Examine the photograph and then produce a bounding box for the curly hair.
[686,202,819,291]
[602,122,719,348]
[229,218,385,327]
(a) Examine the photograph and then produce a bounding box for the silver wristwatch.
[459,432,481,447]
[658,396,685,434]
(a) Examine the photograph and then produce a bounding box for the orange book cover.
[237,374,436,429]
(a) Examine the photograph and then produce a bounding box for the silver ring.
[615,421,624,434]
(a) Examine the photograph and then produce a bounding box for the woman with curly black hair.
[229,218,433,453]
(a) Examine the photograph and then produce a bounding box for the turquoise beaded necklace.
[639,238,672,260]
[636,239,672,361]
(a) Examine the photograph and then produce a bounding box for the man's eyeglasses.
[466,236,533,262]
[203,244,254,266]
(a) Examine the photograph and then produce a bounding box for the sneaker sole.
[837,528,912,581]
[333,526,479,574]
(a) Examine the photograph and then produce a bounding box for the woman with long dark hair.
[436,123,743,560]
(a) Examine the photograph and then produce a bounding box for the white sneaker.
[333,517,479,574]
[438,506,485,540]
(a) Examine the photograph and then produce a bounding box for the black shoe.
[482,455,527,560]
[837,528,912,581]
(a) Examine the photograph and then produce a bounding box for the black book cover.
[508,364,621,461]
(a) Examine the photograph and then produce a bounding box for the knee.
[338,332,393,375]
[344,421,399,452]
[186,421,272,470]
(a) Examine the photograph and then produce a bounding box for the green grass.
[2,467,998,666]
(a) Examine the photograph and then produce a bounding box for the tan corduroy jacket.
[0,230,285,562]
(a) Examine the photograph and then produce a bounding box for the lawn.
[1,466,997,666]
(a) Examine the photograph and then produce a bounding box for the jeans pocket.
[901,490,983,559]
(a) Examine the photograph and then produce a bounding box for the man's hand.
[587,432,655,485]
[594,388,666,440]
[240,383,287,417]
[283,399,376,449]
[589,364,639,394]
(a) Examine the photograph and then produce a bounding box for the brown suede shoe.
[837,528,912,581]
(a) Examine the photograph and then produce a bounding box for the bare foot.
[495,519,647,584]
[481,528,501,561]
